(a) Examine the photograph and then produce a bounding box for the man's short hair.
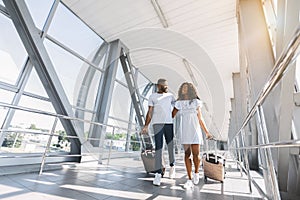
[157,78,167,85]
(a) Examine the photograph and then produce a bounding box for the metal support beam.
[238,0,278,173]
[277,64,295,192]
[3,0,83,161]
[241,129,252,193]
[119,49,146,128]
[276,0,300,193]
[256,105,281,200]
[89,40,120,150]
[0,0,59,146]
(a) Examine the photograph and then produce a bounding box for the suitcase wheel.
[204,176,207,183]
[162,167,166,178]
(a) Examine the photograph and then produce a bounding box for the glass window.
[52,120,70,153]
[109,82,131,128]
[25,0,54,30]
[45,39,102,108]
[0,107,8,128]
[135,71,152,113]
[10,109,55,132]
[23,67,48,97]
[1,128,49,154]
[0,89,14,131]
[4,108,56,153]
[116,60,127,85]
[136,70,151,95]
[0,88,15,104]
[72,109,94,139]
[0,15,27,85]
[47,3,104,63]
[18,95,55,113]
[73,69,102,111]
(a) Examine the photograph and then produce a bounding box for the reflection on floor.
[0,156,265,200]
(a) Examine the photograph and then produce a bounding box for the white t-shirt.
[148,92,175,124]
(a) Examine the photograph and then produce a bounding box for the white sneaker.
[169,166,176,179]
[193,172,199,185]
[183,180,194,189]
[153,173,161,186]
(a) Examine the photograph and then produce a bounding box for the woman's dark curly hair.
[177,82,200,102]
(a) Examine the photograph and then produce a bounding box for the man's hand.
[141,125,148,134]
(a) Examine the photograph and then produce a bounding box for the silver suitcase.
[140,133,165,176]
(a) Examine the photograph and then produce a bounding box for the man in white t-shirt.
[141,78,176,186]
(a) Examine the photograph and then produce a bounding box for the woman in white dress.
[172,82,213,189]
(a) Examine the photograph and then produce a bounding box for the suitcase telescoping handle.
[205,139,218,163]
[140,131,154,151]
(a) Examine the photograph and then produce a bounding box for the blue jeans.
[153,124,175,174]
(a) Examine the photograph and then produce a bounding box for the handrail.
[229,139,300,150]
[0,101,138,133]
[0,101,143,168]
[230,25,300,146]
[228,25,300,200]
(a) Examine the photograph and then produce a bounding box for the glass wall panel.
[45,39,93,106]
[103,123,129,152]
[0,107,8,129]
[25,0,54,30]
[109,82,131,129]
[74,69,102,111]
[52,120,70,153]
[0,89,14,145]
[116,61,127,85]
[9,110,53,139]
[98,44,108,70]
[0,15,27,85]
[137,70,151,93]
[1,128,49,154]
[18,95,55,114]
[47,3,104,63]
[72,109,94,139]
[0,89,14,103]
[23,67,48,97]
[136,72,153,114]
[2,109,56,153]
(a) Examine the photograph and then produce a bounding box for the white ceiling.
[62,0,239,140]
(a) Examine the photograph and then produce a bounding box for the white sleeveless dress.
[175,99,203,144]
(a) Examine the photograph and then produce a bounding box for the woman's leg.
[191,144,200,173]
[183,144,192,180]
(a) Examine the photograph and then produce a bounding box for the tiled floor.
[0,155,265,200]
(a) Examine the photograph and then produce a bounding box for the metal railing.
[0,101,142,175]
[228,25,300,200]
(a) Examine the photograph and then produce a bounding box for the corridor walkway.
[0,154,264,200]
